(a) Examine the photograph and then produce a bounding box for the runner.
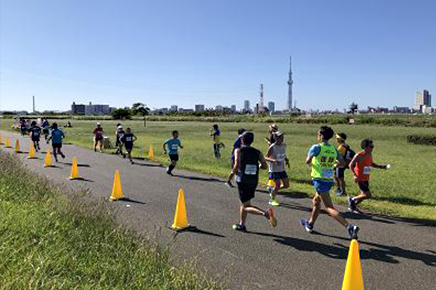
[115,124,125,157]
[46,122,65,162]
[264,131,290,206]
[265,123,279,145]
[334,133,355,196]
[232,131,277,231]
[93,123,104,153]
[210,124,225,158]
[120,127,137,164]
[348,139,388,213]
[42,119,50,140]
[163,130,183,176]
[225,128,245,188]
[300,126,359,239]
[29,121,42,152]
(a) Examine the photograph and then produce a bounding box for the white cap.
[97,122,101,125]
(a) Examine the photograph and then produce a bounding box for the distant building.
[85,102,110,115]
[170,105,178,112]
[415,89,431,107]
[215,105,223,111]
[195,104,205,112]
[244,100,250,111]
[231,105,236,112]
[268,101,275,113]
[71,102,86,115]
[393,106,410,114]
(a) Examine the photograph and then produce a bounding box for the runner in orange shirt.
[348,139,388,213]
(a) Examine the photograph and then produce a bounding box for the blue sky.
[1,0,435,112]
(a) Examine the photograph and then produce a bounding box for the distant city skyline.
[1,0,435,112]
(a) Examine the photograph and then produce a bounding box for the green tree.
[111,108,132,120]
[131,103,150,127]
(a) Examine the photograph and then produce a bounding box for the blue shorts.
[313,179,335,193]
[269,171,288,180]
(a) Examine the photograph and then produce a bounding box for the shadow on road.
[132,161,163,168]
[173,174,223,183]
[172,226,225,238]
[62,162,91,167]
[117,197,146,205]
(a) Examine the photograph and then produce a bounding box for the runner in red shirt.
[93,123,104,153]
[348,139,388,213]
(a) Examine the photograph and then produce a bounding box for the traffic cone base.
[342,239,364,290]
[109,170,124,201]
[69,157,82,180]
[15,140,21,153]
[172,188,190,230]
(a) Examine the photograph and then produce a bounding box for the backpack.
[343,145,356,164]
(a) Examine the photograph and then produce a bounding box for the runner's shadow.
[313,231,436,266]
[170,226,225,238]
[69,178,94,182]
[62,162,91,167]
[117,197,146,205]
[173,174,222,183]
[343,211,396,225]
[132,162,162,168]
[291,178,314,186]
[279,202,313,213]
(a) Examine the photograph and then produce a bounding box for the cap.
[117,125,123,129]
[269,124,278,131]
[336,133,347,140]
[274,131,284,137]
[97,122,101,125]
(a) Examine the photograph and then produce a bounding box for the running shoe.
[232,224,247,232]
[60,153,65,159]
[348,196,357,212]
[265,209,277,227]
[335,189,345,196]
[347,224,359,239]
[300,219,313,233]
[352,207,363,214]
[166,168,174,176]
[224,181,234,188]
[268,198,280,207]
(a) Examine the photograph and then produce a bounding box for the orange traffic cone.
[342,239,364,290]
[0,134,3,145]
[44,148,53,167]
[15,140,21,153]
[69,157,82,180]
[149,143,154,158]
[172,188,190,230]
[109,170,124,201]
[28,144,37,159]
[5,138,11,148]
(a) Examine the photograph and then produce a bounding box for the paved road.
[1,131,435,290]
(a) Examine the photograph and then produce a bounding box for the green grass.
[1,119,436,222]
[0,152,222,290]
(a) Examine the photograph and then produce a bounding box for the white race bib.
[277,153,285,162]
[171,144,178,150]
[126,137,132,142]
[244,164,257,175]
[363,166,371,175]
[322,168,333,179]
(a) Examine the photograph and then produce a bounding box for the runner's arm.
[264,146,275,163]
[231,149,240,174]
[372,162,387,169]
[258,153,268,170]
[162,141,167,154]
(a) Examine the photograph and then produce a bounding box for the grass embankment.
[0,152,221,290]
[1,119,436,222]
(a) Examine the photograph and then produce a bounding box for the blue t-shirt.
[51,128,64,144]
[231,138,242,159]
[307,142,343,161]
[164,139,181,155]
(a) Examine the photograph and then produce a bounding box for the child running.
[163,130,183,176]
[225,128,245,188]
[264,131,290,206]
[46,122,65,162]
[334,133,354,196]
[93,123,104,153]
[348,139,389,213]
[120,127,137,164]
[232,131,277,231]
[115,124,125,157]
[210,124,225,158]
[42,119,50,140]
[29,121,42,152]
[300,126,359,239]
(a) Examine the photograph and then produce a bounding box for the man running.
[334,133,354,196]
[46,123,65,162]
[300,126,359,239]
[232,131,277,231]
[163,130,183,176]
[29,121,42,152]
[115,124,125,157]
[348,139,388,213]
[93,123,104,152]
[42,119,50,140]
[225,128,245,188]
[120,127,137,164]
[265,131,290,206]
[210,124,225,158]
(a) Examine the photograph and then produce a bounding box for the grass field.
[1,119,435,222]
[0,153,222,290]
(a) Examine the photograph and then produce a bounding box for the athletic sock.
[168,164,175,173]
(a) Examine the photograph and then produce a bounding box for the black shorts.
[335,167,345,179]
[357,181,370,193]
[31,137,40,142]
[124,143,133,150]
[269,171,288,180]
[95,137,103,142]
[237,182,257,203]
[52,143,62,149]
[169,154,179,161]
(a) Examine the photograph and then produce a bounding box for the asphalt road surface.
[1,131,435,290]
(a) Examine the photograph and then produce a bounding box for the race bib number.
[363,166,371,175]
[171,144,178,150]
[277,153,285,162]
[322,168,333,179]
[34,131,40,136]
[126,137,132,142]
[244,164,257,175]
